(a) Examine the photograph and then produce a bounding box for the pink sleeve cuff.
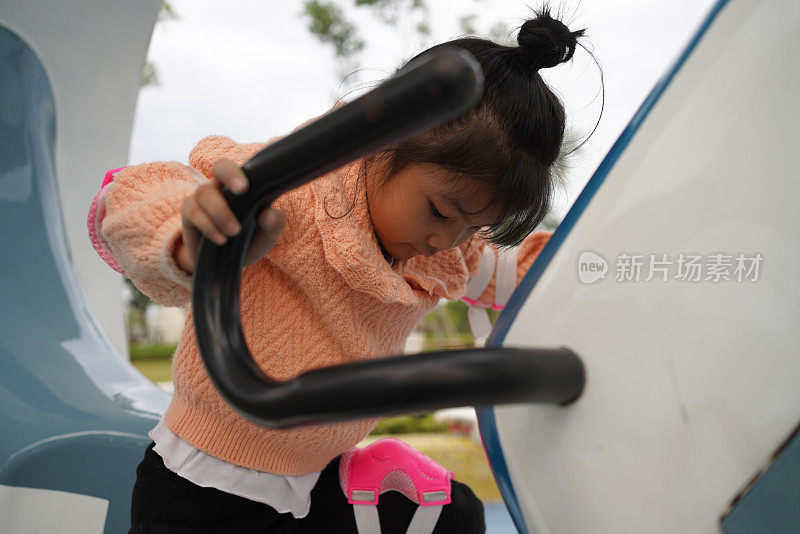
[87,167,128,274]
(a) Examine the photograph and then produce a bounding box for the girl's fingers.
[212,158,248,194]
[183,161,284,268]
[195,183,241,236]
[243,208,286,265]
[259,208,286,241]
[182,195,227,246]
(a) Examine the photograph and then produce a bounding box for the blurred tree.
[141,1,178,88]
[301,0,518,92]
[458,14,478,35]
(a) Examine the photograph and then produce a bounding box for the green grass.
[129,343,176,384]
[129,343,177,360]
[131,357,173,383]
[370,413,448,435]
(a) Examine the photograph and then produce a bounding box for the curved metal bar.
[192,49,585,429]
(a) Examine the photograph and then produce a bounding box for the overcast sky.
[129,0,719,218]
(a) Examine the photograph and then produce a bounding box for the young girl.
[93,10,586,534]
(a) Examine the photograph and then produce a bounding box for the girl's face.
[366,162,498,260]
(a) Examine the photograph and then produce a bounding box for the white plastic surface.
[494,0,800,532]
[0,484,108,533]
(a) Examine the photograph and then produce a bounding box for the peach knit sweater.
[99,135,551,475]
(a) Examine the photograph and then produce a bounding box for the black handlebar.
[192,49,585,429]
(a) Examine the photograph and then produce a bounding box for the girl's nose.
[425,234,445,255]
[427,227,462,253]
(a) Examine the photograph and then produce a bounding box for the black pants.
[130,442,485,533]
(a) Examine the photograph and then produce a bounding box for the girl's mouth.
[409,244,424,256]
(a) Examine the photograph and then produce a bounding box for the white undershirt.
[149,417,321,518]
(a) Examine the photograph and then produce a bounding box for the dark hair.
[374,8,587,246]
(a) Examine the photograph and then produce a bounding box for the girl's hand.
[174,158,286,274]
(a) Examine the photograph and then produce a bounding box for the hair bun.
[516,11,583,71]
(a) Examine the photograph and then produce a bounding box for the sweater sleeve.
[97,136,273,307]
[98,161,202,307]
[461,230,553,310]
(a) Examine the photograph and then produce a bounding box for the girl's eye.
[430,201,447,219]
